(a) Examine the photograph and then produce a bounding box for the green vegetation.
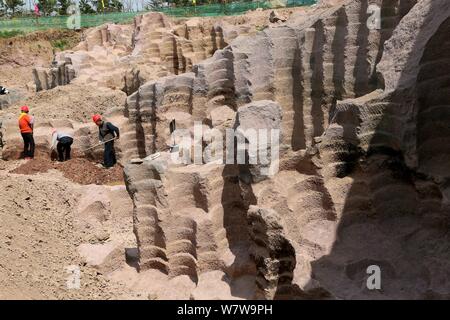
[57,0,72,15]
[91,0,123,13]
[79,0,96,14]
[154,0,317,17]
[0,29,24,38]
[0,0,24,15]
[0,0,317,33]
[51,38,69,50]
[37,0,57,16]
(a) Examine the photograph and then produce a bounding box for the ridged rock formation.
[121,0,416,164]
[32,12,261,94]
[313,0,450,298]
[247,206,299,300]
[121,0,450,300]
[15,0,448,299]
[33,23,133,92]
[124,153,257,281]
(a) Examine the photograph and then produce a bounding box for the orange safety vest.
[18,113,33,134]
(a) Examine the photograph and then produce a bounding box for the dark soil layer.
[10,158,124,185]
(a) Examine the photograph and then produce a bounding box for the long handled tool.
[81,137,117,152]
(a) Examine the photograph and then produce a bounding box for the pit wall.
[32,12,259,95]
[321,0,450,183]
[121,0,416,162]
[312,0,450,299]
[123,0,429,299]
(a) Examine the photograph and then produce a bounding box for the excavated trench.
[11,158,124,185]
[2,0,448,300]
[119,0,450,299]
[1,132,124,185]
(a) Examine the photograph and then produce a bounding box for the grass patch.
[0,30,25,38]
[50,39,69,51]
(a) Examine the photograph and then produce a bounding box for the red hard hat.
[92,114,102,123]
[21,106,29,112]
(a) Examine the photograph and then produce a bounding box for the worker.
[18,105,35,160]
[0,86,9,95]
[92,114,120,168]
[50,129,74,162]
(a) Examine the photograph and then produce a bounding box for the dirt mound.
[11,158,124,185]
[9,158,52,175]
[0,29,80,91]
[0,29,80,65]
[12,83,126,123]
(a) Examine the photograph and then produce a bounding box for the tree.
[91,0,123,13]
[79,0,95,14]
[37,0,57,15]
[57,0,72,15]
[0,0,25,15]
[109,0,123,11]
[145,0,164,10]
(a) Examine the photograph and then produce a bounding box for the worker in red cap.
[18,106,35,160]
[92,114,120,168]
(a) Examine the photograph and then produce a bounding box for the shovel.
[81,137,118,152]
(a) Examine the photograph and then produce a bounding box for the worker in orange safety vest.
[18,105,35,160]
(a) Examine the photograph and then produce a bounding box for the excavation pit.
[10,158,124,185]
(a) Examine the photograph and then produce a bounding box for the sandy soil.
[0,29,81,91]
[0,83,126,124]
[0,159,133,299]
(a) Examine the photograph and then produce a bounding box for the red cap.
[92,114,102,123]
[21,106,29,112]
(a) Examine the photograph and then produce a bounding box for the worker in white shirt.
[50,129,74,162]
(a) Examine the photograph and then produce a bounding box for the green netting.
[0,12,138,32]
[157,2,270,17]
[0,0,317,32]
[156,0,317,17]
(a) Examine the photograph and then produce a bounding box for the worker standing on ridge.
[50,129,74,162]
[92,114,120,168]
[18,106,35,160]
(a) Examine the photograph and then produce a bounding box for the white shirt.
[50,132,73,150]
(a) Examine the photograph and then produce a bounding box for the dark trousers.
[104,140,117,168]
[57,137,73,162]
[21,133,35,158]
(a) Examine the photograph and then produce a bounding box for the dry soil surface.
[0,29,81,91]
[0,159,133,299]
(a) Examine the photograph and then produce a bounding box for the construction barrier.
[0,12,137,32]
[155,0,317,17]
[0,0,317,32]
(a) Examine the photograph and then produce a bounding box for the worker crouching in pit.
[92,114,120,168]
[50,129,74,162]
